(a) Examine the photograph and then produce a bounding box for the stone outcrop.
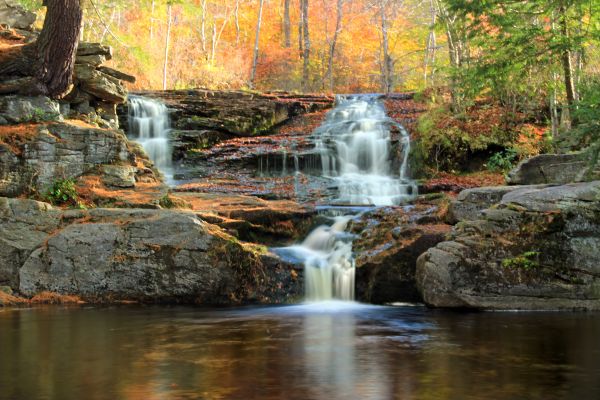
[507,153,600,185]
[0,22,134,129]
[417,181,600,310]
[351,201,451,304]
[446,185,547,224]
[0,121,159,197]
[0,197,301,304]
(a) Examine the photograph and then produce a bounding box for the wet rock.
[416,181,600,310]
[120,90,333,139]
[351,206,451,304]
[0,95,61,124]
[508,153,599,185]
[0,0,36,30]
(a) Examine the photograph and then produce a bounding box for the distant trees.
[301,0,310,91]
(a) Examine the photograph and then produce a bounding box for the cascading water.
[276,94,416,302]
[128,96,173,182]
[314,94,415,206]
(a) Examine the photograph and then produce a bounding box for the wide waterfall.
[128,96,173,181]
[277,94,416,302]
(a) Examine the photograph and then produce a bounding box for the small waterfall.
[314,94,415,206]
[276,94,416,303]
[128,96,173,181]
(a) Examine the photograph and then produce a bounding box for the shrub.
[45,178,83,208]
[487,148,518,173]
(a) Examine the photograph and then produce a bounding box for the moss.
[502,251,541,270]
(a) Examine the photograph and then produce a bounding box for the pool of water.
[1,303,599,400]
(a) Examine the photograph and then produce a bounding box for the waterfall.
[128,96,173,182]
[313,94,415,206]
[276,94,416,303]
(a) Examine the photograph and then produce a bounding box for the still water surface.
[1,303,599,400]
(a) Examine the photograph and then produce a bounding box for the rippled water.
[1,304,599,400]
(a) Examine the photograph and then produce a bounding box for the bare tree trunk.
[163,3,172,90]
[560,4,576,106]
[150,0,156,41]
[235,0,240,44]
[301,0,310,92]
[201,0,207,54]
[283,0,291,47]
[249,0,265,88]
[423,0,437,87]
[379,0,393,94]
[326,0,343,92]
[298,0,303,54]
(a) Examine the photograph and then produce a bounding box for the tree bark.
[0,0,83,99]
[379,0,393,94]
[163,3,172,90]
[560,4,576,106]
[301,0,310,92]
[326,0,343,92]
[283,0,291,47]
[249,0,265,89]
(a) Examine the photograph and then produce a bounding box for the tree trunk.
[326,0,343,92]
[283,0,291,48]
[0,0,83,99]
[249,0,265,88]
[235,0,240,44]
[379,0,393,94]
[150,0,156,41]
[201,0,207,54]
[163,3,172,90]
[560,4,576,106]
[301,0,310,92]
[298,0,304,54]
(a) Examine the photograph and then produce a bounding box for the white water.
[128,96,173,182]
[314,94,415,206]
[277,94,416,302]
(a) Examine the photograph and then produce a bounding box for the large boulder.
[416,181,600,310]
[507,153,599,185]
[0,197,301,303]
[447,185,547,224]
[0,198,60,289]
[0,96,61,124]
[0,0,36,30]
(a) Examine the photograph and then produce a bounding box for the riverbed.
[1,304,599,400]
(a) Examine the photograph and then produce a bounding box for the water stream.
[276,95,417,302]
[127,96,173,182]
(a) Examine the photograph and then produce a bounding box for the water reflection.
[1,306,599,400]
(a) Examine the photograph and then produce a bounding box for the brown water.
[1,303,599,400]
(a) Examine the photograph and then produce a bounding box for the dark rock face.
[417,181,600,310]
[351,204,451,304]
[0,197,301,304]
[118,90,334,163]
[508,153,599,185]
